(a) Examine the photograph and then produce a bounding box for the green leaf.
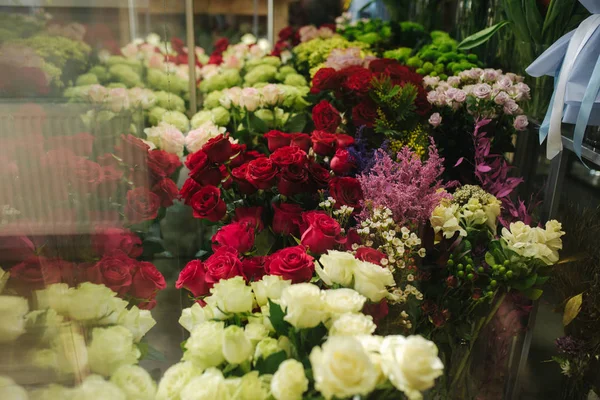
[142,237,166,258]
[194,249,208,259]
[249,113,269,134]
[523,0,543,44]
[285,113,307,133]
[485,252,497,267]
[512,273,537,290]
[522,288,543,300]
[255,350,287,375]
[301,323,328,355]
[145,344,167,362]
[457,21,510,50]
[268,299,292,336]
[563,293,583,326]
[535,275,550,286]
[254,229,276,256]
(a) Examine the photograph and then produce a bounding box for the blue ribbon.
[539,69,561,145]
[573,51,600,164]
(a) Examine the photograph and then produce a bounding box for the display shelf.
[0,0,148,8]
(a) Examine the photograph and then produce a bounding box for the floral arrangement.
[293,34,371,76]
[163,277,443,400]
[0,281,159,398]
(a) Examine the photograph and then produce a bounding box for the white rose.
[428,112,442,128]
[108,88,131,112]
[121,43,139,58]
[447,76,461,87]
[222,87,242,108]
[271,359,309,400]
[48,327,89,376]
[380,335,444,400]
[156,362,203,400]
[309,336,379,399]
[251,275,291,307]
[230,371,270,400]
[501,221,536,258]
[430,203,466,242]
[316,250,357,287]
[355,335,386,384]
[117,306,156,342]
[185,121,227,153]
[353,261,396,302]
[183,321,225,369]
[73,375,126,400]
[299,25,319,42]
[200,64,220,80]
[29,383,74,400]
[329,313,376,336]
[97,296,130,326]
[323,288,366,315]
[144,122,185,157]
[180,369,231,400]
[110,365,157,400]
[88,326,141,377]
[26,309,64,344]
[261,84,285,107]
[128,87,156,110]
[0,376,28,400]
[472,83,492,100]
[67,282,120,322]
[210,276,254,315]
[422,76,440,88]
[240,87,261,112]
[0,296,28,343]
[34,283,70,315]
[88,84,109,104]
[179,302,214,333]
[279,283,327,329]
[244,323,269,345]
[253,337,281,360]
[222,325,253,365]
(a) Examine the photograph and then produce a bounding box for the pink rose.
[428,113,442,128]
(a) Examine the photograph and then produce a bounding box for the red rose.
[352,100,377,128]
[278,26,295,41]
[307,161,331,189]
[415,85,432,117]
[46,132,95,157]
[96,166,123,197]
[241,256,266,281]
[267,246,315,283]
[0,234,35,264]
[231,164,257,195]
[368,58,398,74]
[176,260,209,297]
[230,143,247,168]
[264,130,291,152]
[128,167,151,188]
[246,158,277,190]
[329,177,363,210]
[201,134,233,164]
[138,299,157,310]
[342,67,373,93]
[213,37,229,54]
[290,133,312,151]
[344,228,362,251]
[220,165,233,189]
[71,158,104,193]
[243,150,266,163]
[130,261,166,300]
[180,179,203,204]
[270,145,307,168]
[93,252,135,295]
[189,185,226,222]
[300,211,345,254]
[330,148,355,176]
[233,206,264,231]
[278,164,309,196]
[9,256,63,292]
[97,152,120,168]
[116,134,149,166]
[362,299,389,324]
[92,227,143,258]
[152,178,179,207]
[208,54,223,65]
[212,222,255,254]
[355,247,386,266]
[311,68,340,94]
[171,37,185,54]
[311,130,338,156]
[204,247,243,286]
[335,134,355,148]
[312,100,341,132]
[148,150,181,179]
[125,188,161,224]
[272,202,303,236]
[188,151,222,187]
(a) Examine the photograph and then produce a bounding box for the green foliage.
[457,21,510,51]
[109,64,144,88]
[370,76,419,136]
[293,36,371,74]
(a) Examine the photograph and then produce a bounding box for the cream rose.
[244,322,269,345]
[66,283,122,322]
[380,335,444,400]
[183,321,225,369]
[179,302,214,333]
[261,84,285,107]
[156,362,204,400]
[88,326,141,377]
[110,365,157,400]
[209,276,254,315]
[0,376,27,400]
[253,337,280,360]
[34,283,70,315]
[279,283,327,329]
[430,203,466,242]
[352,261,396,302]
[144,122,185,157]
[73,375,126,400]
[271,359,309,400]
[0,295,28,343]
[108,88,131,112]
[117,305,156,342]
[329,313,376,336]
[251,275,292,307]
[309,336,379,399]
[185,121,227,153]
[231,371,270,400]
[323,288,366,315]
[316,250,357,287]
[240,87,261,112]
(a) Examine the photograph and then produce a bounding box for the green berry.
[457,271,465,278]
[506,271,514,278]
[439,74,448,80]
[467,54,478,62]
[490,280,497,287]
[467,273,474,281]
[478,267,484,273]
[457,263,464,271]
[416,68,426,75]
[447,260,455,267]
[503,260,510,267]
[487,291,494,297]
[466,264,473,272]
[499,267,506,274]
